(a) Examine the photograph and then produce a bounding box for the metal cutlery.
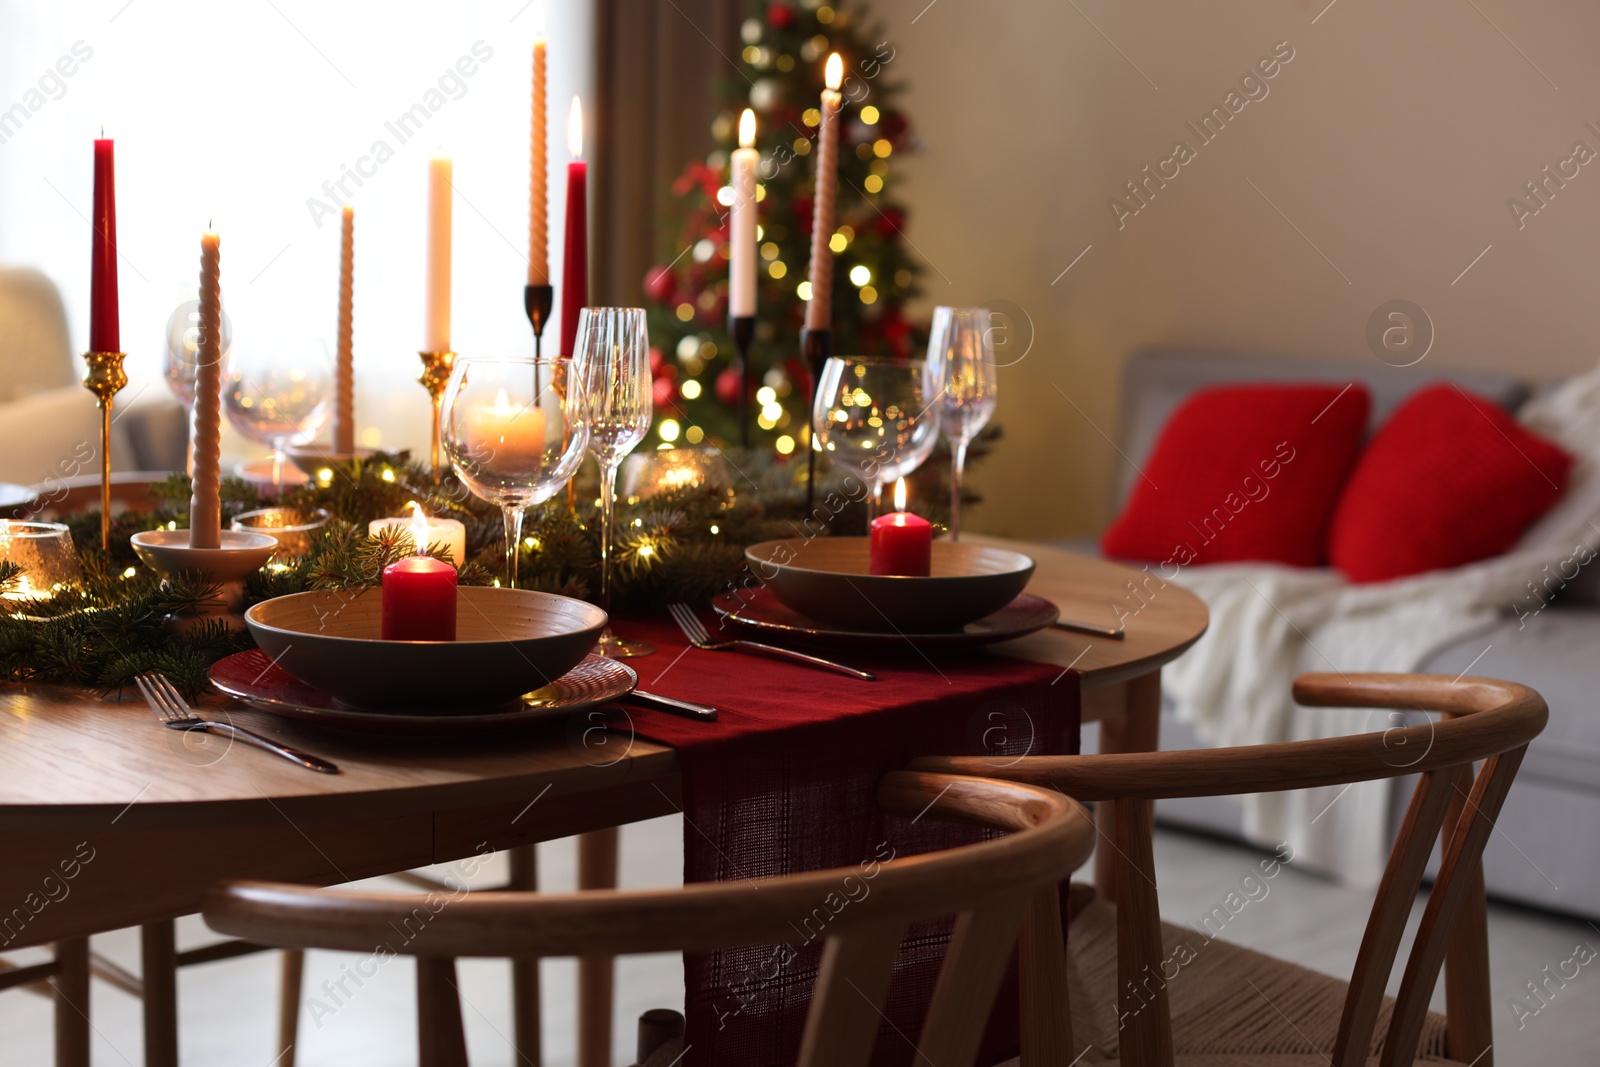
[623,688,720,722]
[667,602,877,681]
[1049,615,1126,640]
[135,672,339,774]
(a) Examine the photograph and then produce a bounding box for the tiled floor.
[1,819,1595,1065]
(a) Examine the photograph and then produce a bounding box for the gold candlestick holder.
[417,350,457,481]
[80,350,129,551]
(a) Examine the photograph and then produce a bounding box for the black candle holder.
[525,283,554,390]
[800,326,832,514]
[729,315,755,449]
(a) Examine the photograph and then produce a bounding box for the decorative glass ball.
[163,298,234,406]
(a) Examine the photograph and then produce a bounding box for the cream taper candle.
[730,108,759,318]
[804,53,843,331]
[425,155,452,353]
[190,229,223,549]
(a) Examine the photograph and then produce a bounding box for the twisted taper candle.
[333,205,355,453]
[527,38,549,285]
[190,230,223,549]
[804,55,844,332]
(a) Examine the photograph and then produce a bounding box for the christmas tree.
[642,0,923,456]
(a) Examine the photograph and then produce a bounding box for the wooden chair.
[0,939,90,1066]
[914,672,1548,1067]
[201,772,1097,1067]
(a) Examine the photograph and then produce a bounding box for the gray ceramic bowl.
[744,538,1035,632]
[244,586,607,711]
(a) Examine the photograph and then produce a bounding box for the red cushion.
[1328,384,1572,583]
[1101,383,1370,568]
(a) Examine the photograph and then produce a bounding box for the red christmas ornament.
[653,375,677,409]
[648,346,665,376]
[875,206,906,238]
[767,3,796,30]
[715,367,742,407]
[644,265,675,303]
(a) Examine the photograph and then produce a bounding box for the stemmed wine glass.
[926,307,998,540]
[443,357,589,589]
[811,355,941,522]
[165,299,233,475]
[574,308,655,659]
[222,338,331,491]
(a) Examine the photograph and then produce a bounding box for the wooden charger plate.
[210,650,636,735]
[710,587,1059,647]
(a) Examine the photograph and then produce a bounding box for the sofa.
[0,266,187,488]
[1077,347,1598,920]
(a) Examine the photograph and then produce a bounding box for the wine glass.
[222,338,331,491]
[443,357,589,590]
[811,356,941,522]
[926,307,999,540]
[164,298,233,475]
[573,308,655,659]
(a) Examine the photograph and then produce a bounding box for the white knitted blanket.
[1161,361,1600,886]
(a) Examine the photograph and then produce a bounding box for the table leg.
[577,828,618,1067]
[507,845,542,1066]
[141,921,179,1067]
[1094,672,1161,901]
[52,937,90,1067]
[279,949,305,1066]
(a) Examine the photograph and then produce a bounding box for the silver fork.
[667,603,876,681]
[135,673,339,774]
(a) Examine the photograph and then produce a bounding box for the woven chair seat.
[1002,900,1463,1067]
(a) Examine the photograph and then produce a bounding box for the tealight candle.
[381,507,458,641]
[369,502,468,567]
[869,477,932,576]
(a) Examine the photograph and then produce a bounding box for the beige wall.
[872,0,1600,538]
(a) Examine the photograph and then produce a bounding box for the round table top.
[0,538,1207,830]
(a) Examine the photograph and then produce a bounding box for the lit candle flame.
[568,95,583,159]
[739,108,756,148]
[407,500,429,556]
[893,476,907,513]
[493,387,513,414]
[825,53,843,92]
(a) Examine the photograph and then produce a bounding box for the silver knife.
[1050,618,1126,639]
[626,689,719,722]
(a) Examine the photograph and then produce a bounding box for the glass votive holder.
[620,447,733,502]
[231,507,330,561]
[0,521,81,601]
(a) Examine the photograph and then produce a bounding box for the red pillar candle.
[559,96,588,359]
[870,478,933,576]
[381,555,458,640]
[90,137,119,352]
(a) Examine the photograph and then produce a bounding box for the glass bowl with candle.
[442,357,590,589]
[0,521,82,603]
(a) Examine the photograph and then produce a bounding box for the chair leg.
[577,827,619,1067]
[278,950,305,1066]
[141,921,179,1067]
[416,957,469,1067]
[1018,883,1075,1066]
[51,938,90,1067]
[507,845,542,1066]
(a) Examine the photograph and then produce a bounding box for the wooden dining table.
[0,535,1207,1066]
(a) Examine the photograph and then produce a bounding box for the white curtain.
[0,0,594,460]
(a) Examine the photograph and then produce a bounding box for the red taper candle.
[559,95,588,359]
[90,137,119,352]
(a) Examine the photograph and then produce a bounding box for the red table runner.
[614,616,1080,1067]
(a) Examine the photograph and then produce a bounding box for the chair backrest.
[204,771,1096,1067]
[0,267,75,403]
[913,672,1547,1067]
